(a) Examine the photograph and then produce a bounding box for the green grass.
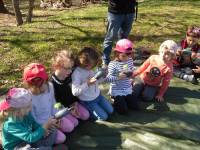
[0,0,200,149]
[1,0,200,88]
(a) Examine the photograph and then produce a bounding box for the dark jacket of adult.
[108,0,137,14]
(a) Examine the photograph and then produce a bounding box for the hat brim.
[0,100,10,111]
[114,48,133,53]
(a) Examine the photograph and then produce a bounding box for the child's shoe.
[183,74,198,84]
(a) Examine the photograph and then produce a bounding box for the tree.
[26,0,35,23]
[12,0,23,25]
[0,0,9,13]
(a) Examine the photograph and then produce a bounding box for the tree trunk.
[12,0,23,25]
[26,0,35,23]
[0,0,9,13]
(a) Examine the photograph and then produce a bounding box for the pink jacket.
[134,55,173,97]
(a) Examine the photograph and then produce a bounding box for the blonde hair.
[24,80,49,95]
[0,105,31,122]
[52,50,74,70]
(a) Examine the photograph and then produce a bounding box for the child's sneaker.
[183,74,198,84]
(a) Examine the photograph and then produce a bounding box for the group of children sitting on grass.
[0,26,199,150]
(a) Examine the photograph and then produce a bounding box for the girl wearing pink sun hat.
[0,88,56,150]
[106,39,139,114]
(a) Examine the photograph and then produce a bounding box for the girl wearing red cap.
[23,63,71,145]
[174,26,200,84]
[51,50,89,129]
[132,40,178,103]
[106,39,139,114]
[0,88,57,150]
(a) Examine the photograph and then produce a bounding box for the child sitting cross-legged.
[0,88,57,150]
[23,63,71,145]
[51,50,90,128]
[173,26,200,84]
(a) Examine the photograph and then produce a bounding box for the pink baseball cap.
[23,63,48,86]
[114,39,134,53]
[0,88,32,111]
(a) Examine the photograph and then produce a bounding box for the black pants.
[112,94,139,114]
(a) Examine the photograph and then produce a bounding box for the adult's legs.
[102,12,124,65]
[119,13,134,39]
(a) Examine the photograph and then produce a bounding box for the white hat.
[159,40,178,55]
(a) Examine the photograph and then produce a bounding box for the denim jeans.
[80,94,113,120]
[102,12,135,65]
[132,79,158,102]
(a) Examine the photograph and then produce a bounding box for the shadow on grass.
[69,121,122,149]
[165,86,200,104]
[0,87,8,96]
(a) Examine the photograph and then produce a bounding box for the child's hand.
[176,48,182,56]
[70,102,80,118]
[43,118,57,136]
[191,52,197,59]
[192,66,200,74]
[44,118,58,130]
[118,72,127,80]
[87,77,97,85]
[155,95,164,102]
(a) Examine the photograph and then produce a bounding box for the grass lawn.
[0,0,200,149]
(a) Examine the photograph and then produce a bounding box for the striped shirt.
[106,58,134,96]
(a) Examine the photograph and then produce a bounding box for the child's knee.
[60,117,75,133]
[55,130,66,144]
[142,93,154,102]
[77,104,90,120]
[93,111,108,121]
[80,110,90,120]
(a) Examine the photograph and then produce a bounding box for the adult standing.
[102,0,137,67]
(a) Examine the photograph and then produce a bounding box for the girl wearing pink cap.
[23,63,73,145]
[173,26,200,84]
[132,40,178,103]
[106,39,139,114]
[0,88,57,150]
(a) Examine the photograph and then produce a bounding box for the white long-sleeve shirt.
[31,82,57,125]
[71,67,100,101]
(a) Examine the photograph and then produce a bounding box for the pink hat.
[187,26,200,38]
[23,63,48,86]
[114,39,134,53]
[0,88,32,111]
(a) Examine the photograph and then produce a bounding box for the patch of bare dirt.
[0,13,16,27]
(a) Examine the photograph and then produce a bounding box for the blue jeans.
[102,12,135,65]
[80,94,113,121]
[132,79,158,102]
